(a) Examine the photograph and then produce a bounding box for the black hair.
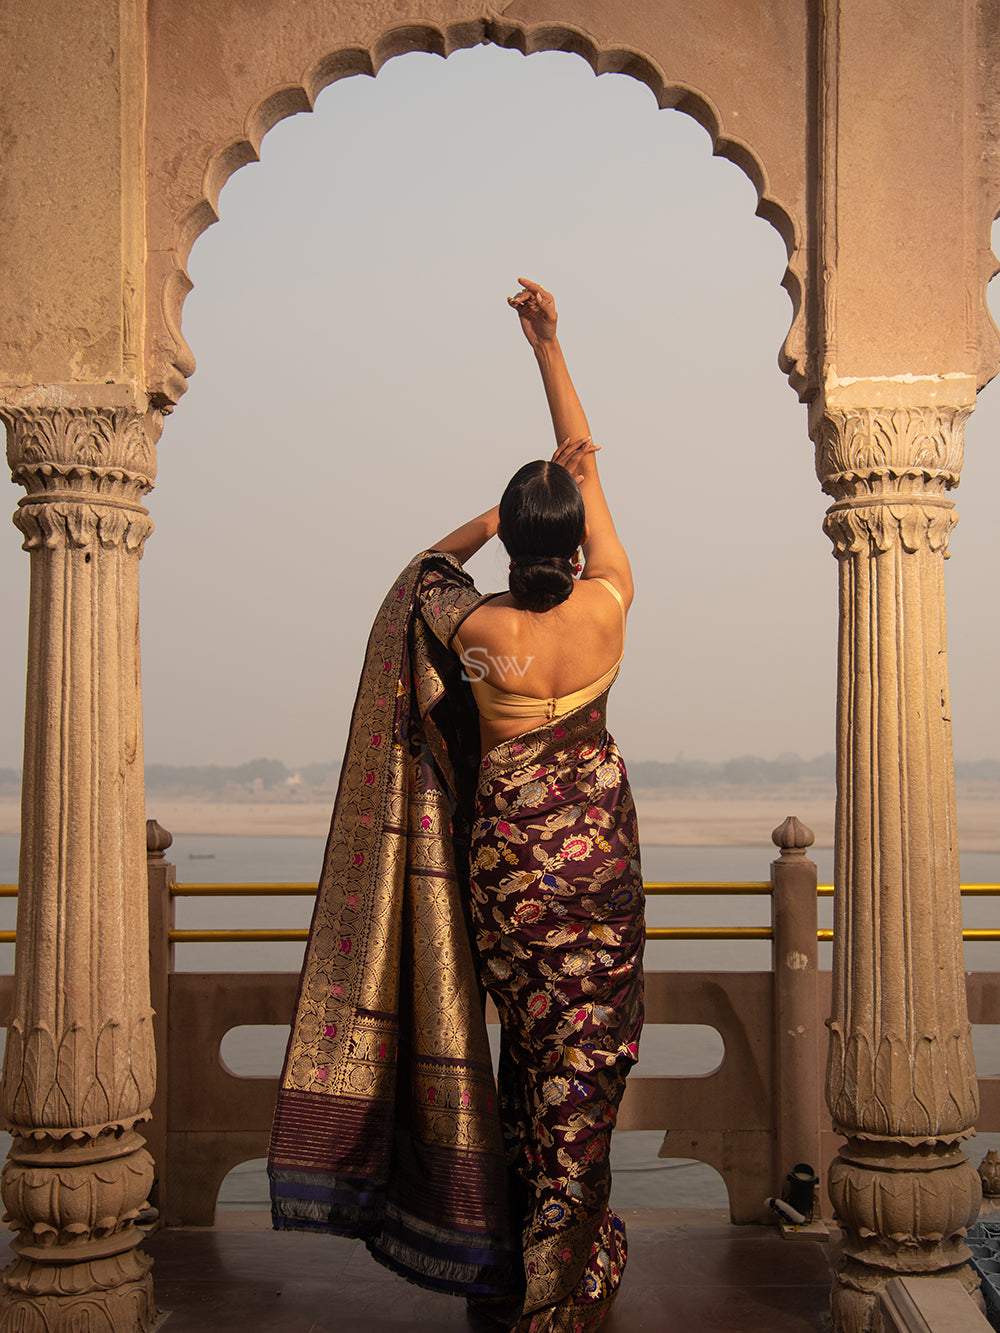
[499,460,586,612]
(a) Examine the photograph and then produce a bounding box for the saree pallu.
[471,700,645,1333]
[268,552,520,1298]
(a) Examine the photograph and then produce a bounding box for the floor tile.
[141,1209,837,1331]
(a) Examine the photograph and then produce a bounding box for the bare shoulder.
[458,594,516,641]
[462,593,515,622]
[578,575,630,617]
[462,584,621,627]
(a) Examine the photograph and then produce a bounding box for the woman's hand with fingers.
[508,277,558,348]
[551,435,599,483]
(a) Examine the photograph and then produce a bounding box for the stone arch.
[145,11,810,409]
[5,8,998,1329]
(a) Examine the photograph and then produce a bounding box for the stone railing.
[6,814,999,1230]
[145,814,833,1224]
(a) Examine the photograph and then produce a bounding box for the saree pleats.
[268,553,644,1329]
[471,699,645,1330]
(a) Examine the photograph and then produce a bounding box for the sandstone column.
[813,403,982,1331]
[0,395,159,1331]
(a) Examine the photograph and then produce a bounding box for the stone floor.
[143,1209,837,1331]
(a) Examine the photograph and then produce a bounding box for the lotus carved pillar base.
[830,1137,981,1331]
[0,1128,155,1330]
[0,398,160,1331]
[812,405,981,1332]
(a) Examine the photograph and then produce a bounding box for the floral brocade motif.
[471,695,645,1329]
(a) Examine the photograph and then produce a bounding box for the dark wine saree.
[269,552,644,1333]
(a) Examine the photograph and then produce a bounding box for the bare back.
[454,578,626,752]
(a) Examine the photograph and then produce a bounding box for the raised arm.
[510,279,633,607]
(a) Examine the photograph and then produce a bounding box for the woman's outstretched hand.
[508,277,558,348]
[551,435,599,483]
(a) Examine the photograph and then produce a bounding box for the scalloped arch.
[149,17,808,408]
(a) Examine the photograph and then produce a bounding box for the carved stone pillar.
[0,399,159,1330]
[813,405,982,1331]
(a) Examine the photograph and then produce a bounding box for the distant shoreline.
[0,787,998,849]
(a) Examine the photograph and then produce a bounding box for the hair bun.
[508,554,575,611]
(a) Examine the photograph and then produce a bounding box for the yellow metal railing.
[0,881,998,944]
[172,880,786,944]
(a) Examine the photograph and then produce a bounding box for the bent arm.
[431,504,499,565]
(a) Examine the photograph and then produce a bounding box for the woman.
[431,279,644,1330]
[269,281,643,1333]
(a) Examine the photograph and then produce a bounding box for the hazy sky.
[3,45,999,769]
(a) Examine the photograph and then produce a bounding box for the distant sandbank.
[0,787,998,849]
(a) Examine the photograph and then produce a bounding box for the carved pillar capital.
[812,405,969,558]
[3,403,161,553]
[813,404,967,491]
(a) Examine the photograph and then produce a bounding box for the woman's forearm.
[536,334,629,591]
[431,505,500,565]
[533,338,591,447]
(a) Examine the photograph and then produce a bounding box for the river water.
[0,833,997,1211]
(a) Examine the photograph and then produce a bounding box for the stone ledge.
[881,1277,992,1332]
